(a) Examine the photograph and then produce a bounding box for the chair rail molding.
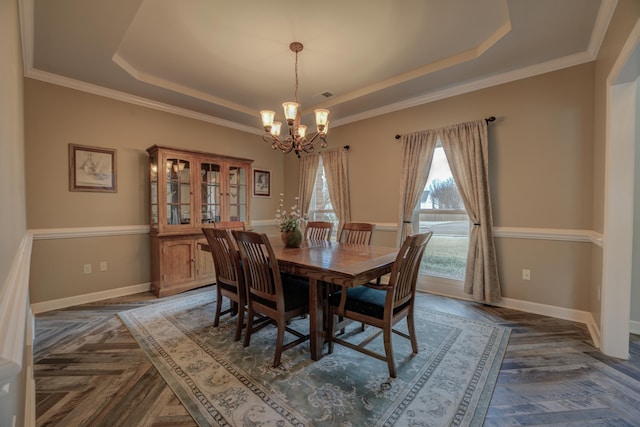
[30,225,150,240]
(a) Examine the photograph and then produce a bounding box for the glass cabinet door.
[200,161,222,224]
[228,165,248,222]
[150,154,159,229]
[165,156,191,226]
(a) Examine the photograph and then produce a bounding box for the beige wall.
[24,79,284,303]
[1,0,28,424]
[326,64,595,310]
[24,2,640,316]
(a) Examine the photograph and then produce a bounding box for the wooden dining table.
[268,238,398,360]
[200,236,398,361]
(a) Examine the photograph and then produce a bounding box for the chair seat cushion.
[251,273,309,311]
[329,286,411,319]
[281,273,309,311]
[329,286,386,319]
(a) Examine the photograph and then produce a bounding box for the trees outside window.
[416,144,469,280]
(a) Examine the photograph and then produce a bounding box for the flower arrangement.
[275,193,302,232]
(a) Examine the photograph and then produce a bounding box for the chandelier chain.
[294,50,299,103]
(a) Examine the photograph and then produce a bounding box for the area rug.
[119,290,510,426]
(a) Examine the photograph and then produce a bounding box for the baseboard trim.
[420,278,593,324]
[630,320,640,336]
[31,282,152,314]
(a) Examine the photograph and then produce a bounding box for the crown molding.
[18,0,617,134]
[23,68,263,136]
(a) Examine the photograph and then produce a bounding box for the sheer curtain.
[322,148,351,235]
[297,152,320,219]
[397,130,438,245]
[440,120,501,303]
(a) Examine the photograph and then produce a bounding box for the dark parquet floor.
[33,286,640,426]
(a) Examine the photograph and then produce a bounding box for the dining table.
[200,235,399,361]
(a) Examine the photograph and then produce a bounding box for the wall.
[24,79,283,304]
[592,0,640,327]
[0,0,29,425]
[327,64,595,311]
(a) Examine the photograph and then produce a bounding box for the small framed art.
[69,144,117,192]
[253,168,271,197]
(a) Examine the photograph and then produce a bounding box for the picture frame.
[253,168,271,197]
[69,144,117,192]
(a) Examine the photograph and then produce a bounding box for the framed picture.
[253,168,271,197]
[69,144,117,192]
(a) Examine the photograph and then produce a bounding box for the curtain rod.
[394,116,496,140]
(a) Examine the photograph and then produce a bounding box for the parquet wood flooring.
[33,286,640,426]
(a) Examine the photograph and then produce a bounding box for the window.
[307,156,338,239]
[416,143,469,280]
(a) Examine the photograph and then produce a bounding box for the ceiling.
[22,0,614,135]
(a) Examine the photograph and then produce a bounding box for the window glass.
[417,144,469,280]
[308,157,338,239]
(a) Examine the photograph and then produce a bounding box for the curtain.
[297,152,320,219]
[322,148,351,234]
[397,130,438,245]
[440,120,501,303]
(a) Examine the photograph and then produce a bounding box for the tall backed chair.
[213,221,246,231]
[202,227,246,341]
[305,221,333,241]
[339,222,375,245]
[327,232,433,378]
[233,230,310,368]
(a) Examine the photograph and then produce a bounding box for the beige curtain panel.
[322,148,351,235]
[297,152,321,219]
[398,130,438,245]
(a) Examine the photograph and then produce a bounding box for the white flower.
[275,194,302,232]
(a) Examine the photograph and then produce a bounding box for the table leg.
[309,277,324,360]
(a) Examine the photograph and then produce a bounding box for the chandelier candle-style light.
[260,42,329,155]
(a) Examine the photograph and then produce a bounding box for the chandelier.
[260,42,329,155]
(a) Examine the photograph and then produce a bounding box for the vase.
[281,227,303,248]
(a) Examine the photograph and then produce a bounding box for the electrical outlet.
[83,264,92,274]
[522,269,531,280]
[99,261,108,272]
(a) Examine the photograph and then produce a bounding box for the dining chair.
[232,230,310,368]
[305,221,333,241]
[339,222,375,245]
[213,221,246,231]
[326,231,433,378]
[202,227,246,341]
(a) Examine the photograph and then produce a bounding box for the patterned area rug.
[119,290,510,426]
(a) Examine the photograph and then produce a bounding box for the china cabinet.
[147,145,252,297]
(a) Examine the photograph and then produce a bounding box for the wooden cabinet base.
[150,233,216,297]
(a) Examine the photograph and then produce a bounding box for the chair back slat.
[202,228,240,286]
[233,231,281,305]
[339,222,375,245]
[305,221,333,241]
[389,232,433,307]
